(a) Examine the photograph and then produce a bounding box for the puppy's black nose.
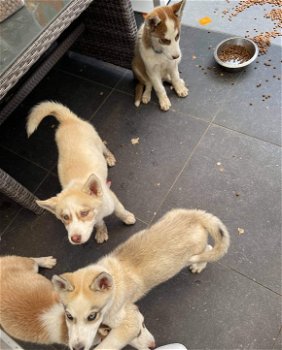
[71,234,81,243]
[73,343,84,350]
[172,55,180,59]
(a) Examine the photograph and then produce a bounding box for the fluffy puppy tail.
[189,210,230,263]
[134,83,144,107]
[26,101,78,137]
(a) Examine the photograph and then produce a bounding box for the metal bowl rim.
[214,36,259,69]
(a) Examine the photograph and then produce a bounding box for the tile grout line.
[217,261,282,297]
[0,144,52,173]
[57,64,277,152]
[148,99,224,224]
[148,121,212,225]
[56,66,124,94]
[1,165,55,238]
[0,207,23,239]
[89,70,127,122]
[211,121,282,148]
[271,327,282,350]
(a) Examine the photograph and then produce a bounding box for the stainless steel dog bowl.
[214,37,258,70]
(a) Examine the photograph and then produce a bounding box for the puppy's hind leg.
[189,245,212,274]
[110,190,136,225]
[30,256,57,272]
[103,143,116,167]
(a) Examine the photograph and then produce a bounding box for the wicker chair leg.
[0,168,44,215]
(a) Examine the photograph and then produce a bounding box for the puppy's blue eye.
[87,313,97,321]
[66,311,73,321]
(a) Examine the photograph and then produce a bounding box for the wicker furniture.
[0,0,137,215]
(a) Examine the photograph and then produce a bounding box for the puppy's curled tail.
[26,101,78,137]
[134,83,144,107]
[190,210,230,263]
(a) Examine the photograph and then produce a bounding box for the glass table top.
[0,0,71,75]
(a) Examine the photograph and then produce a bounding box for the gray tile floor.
[0,4,281,350]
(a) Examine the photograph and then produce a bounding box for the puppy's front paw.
[142,93,151,104]
[106,153,116,167]
[159,96,171,111]
[95,226,109,244]
[122,211,136,225]
[175,82,189,97]
[34,256,57,269]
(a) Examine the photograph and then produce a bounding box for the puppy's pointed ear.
[171,0,186,18]
[145,14,161,31]
[90,272,113,292]
[52,274,74,292]
[82,174,103,197]
[36,197,58,214]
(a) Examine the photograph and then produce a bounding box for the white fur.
[26,101,136,245]
[40,303,65,344]
[132,1,189,111]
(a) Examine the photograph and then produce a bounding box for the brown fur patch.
[144,6,180,43]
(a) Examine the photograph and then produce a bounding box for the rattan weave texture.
[0,168,43,214]
[0,0,93,100]
[73,0,138,69]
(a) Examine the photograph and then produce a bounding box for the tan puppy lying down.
[26,101,136,245]
[0,255,155,350]
[53,208,230,350]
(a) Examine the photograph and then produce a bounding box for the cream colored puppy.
[26,101,135,245]
[132,0,188,111]
[0,255,154,350]
[53,208,230,350]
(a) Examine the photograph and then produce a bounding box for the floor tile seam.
[34,166,57,194]
[211,121,282,148]
[217,261,282,297]
[55,67,120,92]
[0,207,24,238]
[88,87,116,122]
[171,107,216,124]
[1,167,53,238]
[135,216,150,226]
[113,87,135,98]
[208,70,245,123]
[88,71,127,122]
[271,327,282,350]
[0,144,52,173]
[147,122,212,224]
[110,88,215,125]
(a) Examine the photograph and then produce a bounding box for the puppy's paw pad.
[106,154,116,167]
[36,256,57,269]
[95,229,109,244]
[159,96,171,111]
[123,212,136,225]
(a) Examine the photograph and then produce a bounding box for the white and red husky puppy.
[53,209,230,350]
[132,0,188,111]
[0,255,154,350]
[26,101,136,245]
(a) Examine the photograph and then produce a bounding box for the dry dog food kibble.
[218,45,252,63]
